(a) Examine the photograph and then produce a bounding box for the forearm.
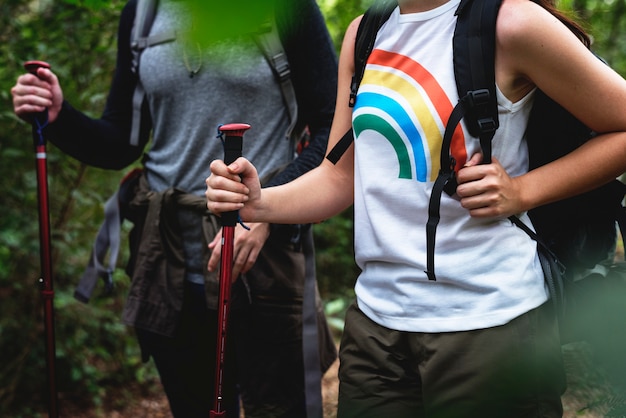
[45,100,144,169]
[517,132,626,211]
[255,160,353,225]
[46,0,148,170]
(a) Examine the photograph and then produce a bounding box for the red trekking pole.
[210,123,250,418]
[24,60,59,418]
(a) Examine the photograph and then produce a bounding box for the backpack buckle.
[463,89,499,137]
[477,117,497,134]
[349,76,358,107]
[270,52,291,83]
[131,38,148,51]
[466,89,490,107]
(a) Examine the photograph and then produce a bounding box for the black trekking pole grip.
[24,60,59,418]
[218,123,250,227]
[24,60,51,145]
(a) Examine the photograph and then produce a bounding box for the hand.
[11,67,63,123]
[456,153,524,218]
[207,222,270,282]
[205,157,262,220]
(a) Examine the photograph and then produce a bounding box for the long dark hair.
[534,0,591,48]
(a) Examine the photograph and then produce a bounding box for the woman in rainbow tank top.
[206,0,626,416]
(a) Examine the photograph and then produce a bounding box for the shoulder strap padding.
[350,0,397,107]
[130,0,176,146]
[254,18,299,141]
[131,0,158,73]
[453,0,502,163]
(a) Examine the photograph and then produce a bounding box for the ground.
[55,341,626,418]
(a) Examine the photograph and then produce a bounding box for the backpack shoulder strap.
[326,0,397,164]
[349,0,397,107]
[453,0,502,163]
[130,0,158,74]
[424,0,503,280]
[254,19,299,142]
[129,0,176,146]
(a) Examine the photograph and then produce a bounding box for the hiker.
[11,0,338,417]
[206,0,626,416]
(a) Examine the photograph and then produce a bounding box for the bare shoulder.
[338,15,364,74]
[496,0,560,49]
[341,15,364,55]
[496,0,593,89]
[497,0,626,133]
[348,14,364,33]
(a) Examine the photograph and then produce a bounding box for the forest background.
[1,0,626,416]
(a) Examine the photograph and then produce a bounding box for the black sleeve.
[265,0,338,187]
[44,0,151,170]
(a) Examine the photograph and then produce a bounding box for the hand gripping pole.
[210,123,250,418]
[24,60,59,418]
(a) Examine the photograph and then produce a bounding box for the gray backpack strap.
[255,20,299,141]
[74,190,120,302]
[75,169,143,302]
[130,0,175,146]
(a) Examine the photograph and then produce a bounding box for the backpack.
[327,0,626,324]
[129,0,300,146]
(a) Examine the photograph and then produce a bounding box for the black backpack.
[327,0,626,320]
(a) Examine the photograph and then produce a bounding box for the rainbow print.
[353,49,467,182]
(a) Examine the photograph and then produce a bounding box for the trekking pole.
[24,60,59,418]
[210,123,250,418]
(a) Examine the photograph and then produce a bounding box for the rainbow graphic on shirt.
[353,49,467,182]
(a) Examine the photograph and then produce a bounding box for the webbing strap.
[131,0,158,70]
[510,214,566,319]
[130,0,176,146]
[74,190,119,302]
[130,83,145,147]
[326,129,354,164]
[133,30,176,50]
[129,30,176,146]
[255,20,299,141]
[424,100,466,280]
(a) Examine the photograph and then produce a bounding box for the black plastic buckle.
[477,117,497,134]
[466,89,490,107]
[349,76,358,107]
[441,157,458,196]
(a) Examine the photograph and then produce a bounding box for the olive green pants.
[337,302,565,418]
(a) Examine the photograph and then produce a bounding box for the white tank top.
[352,0,548,333]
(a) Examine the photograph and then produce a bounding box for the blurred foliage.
[0,0,151,416]
[1,0,626,415]
[317,0,375,50]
